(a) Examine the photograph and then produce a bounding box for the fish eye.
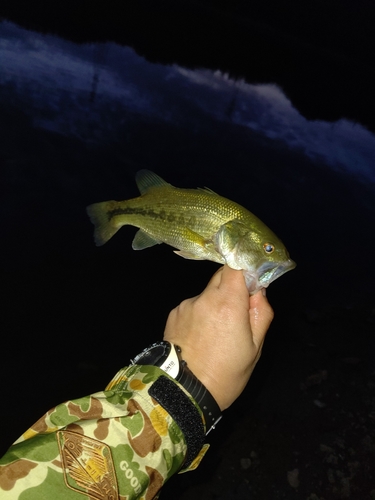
[263,243,275,254]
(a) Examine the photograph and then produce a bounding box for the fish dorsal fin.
[197,186,218,195]
[135,169,172,195]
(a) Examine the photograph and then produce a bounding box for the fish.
[86,170,296,293]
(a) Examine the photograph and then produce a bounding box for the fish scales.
[87,170,296,293]
[107,189,247,238]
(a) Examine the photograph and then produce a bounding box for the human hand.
[163,265,274,411]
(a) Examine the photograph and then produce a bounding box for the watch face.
[132,341,171,367]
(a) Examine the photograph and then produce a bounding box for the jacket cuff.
[106,365,209,472]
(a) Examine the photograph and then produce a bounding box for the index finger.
[203,265,250,308]
[205,264,246,290]
[217,264,249,296]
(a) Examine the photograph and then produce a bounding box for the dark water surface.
[1,17,375,499]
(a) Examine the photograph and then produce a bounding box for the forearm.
[0,365,207,499]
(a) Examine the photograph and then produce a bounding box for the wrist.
[169,346,228,411]
[131,341,222,434]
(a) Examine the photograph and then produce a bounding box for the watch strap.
[149,375,205,469]
[176,359,222,434]
[131,341,222,435]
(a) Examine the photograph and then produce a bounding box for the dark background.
[1,2,375,498]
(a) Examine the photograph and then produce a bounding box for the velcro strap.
[149,376,205,468]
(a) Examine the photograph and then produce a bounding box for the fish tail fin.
[86,202,120,246]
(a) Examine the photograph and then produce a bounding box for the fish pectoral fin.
[181,227,204,243]
[174,250,206,260]
[132,229,162,250]
[174,228,208,260]
[174,228,223,261]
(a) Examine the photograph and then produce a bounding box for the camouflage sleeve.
[0,365,209,500]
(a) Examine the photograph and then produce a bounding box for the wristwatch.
[131,341,222,434]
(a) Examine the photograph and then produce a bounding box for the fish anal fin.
[132,229,162,250]
[135,170,172,195]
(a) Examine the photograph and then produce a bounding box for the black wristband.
[149,375,205,468]
[131,341,222,435]
[175,356,222,435]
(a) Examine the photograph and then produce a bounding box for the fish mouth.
[243,259,296,294]
[259,258,296,287]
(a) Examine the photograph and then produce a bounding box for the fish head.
[214,219,296,294]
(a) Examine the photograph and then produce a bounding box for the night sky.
[1,2,375,498]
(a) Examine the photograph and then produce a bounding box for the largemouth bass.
[87,170,295,293]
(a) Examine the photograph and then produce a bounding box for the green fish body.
[87,170,295,293]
